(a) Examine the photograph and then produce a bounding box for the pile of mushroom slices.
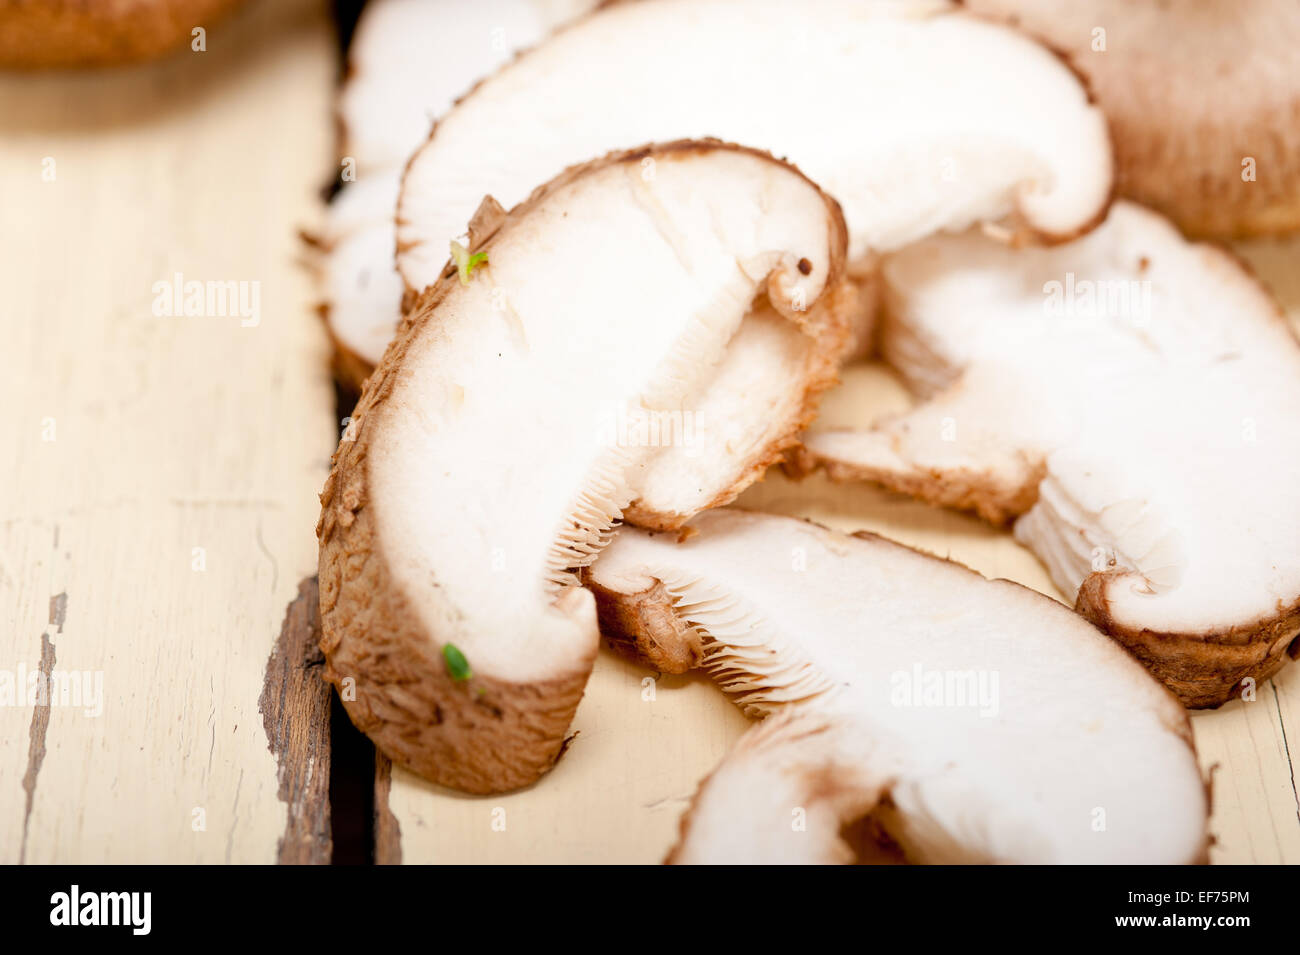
[805,202,1300,709]
[312,0,1300,864]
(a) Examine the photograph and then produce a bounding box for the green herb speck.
[450,241,488,286]
[443,643,472,682]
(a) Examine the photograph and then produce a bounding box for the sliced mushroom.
[317,170,408,390]
[396,0,1112,297]
[0,0,245,67]
[318,142,855,792]
[320,0,601,389]
[966,0,1300,238]
[585,509,1209,864]
[338,0,600,174]
[804,201,1300,707]
[328,0,1110,391]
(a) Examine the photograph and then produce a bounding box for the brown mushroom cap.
[0,0,246,68]
[966,0,1300,238]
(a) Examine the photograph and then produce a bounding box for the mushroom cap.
[0,0,246,67]
[318,141,854,792]
[966,0,1300,238]
[396,0,1112,295]
[806,201,1300,706]
[587,509,1209,864]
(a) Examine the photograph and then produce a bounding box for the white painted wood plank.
[0,0,337,863]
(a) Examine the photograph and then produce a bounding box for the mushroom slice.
[318,142,854,793]
[966,0,1300,239]
[804,201,1300,707]
[317,170,408,391]
[320,0,602,389]
[585,509,1209,864]
[395,0,1112,297]
[338,0,600,174]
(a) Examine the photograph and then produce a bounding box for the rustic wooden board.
[0,0,338,863]
[2,0,1296,866]
[382,237,1300,865]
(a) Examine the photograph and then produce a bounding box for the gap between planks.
[261,574,402,864]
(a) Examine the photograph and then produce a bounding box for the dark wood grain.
[374,751,402,865]
[261,575,333,864]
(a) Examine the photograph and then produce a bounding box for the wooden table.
[2,0,1296,864]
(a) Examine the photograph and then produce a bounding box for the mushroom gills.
[586,509,1209,864]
